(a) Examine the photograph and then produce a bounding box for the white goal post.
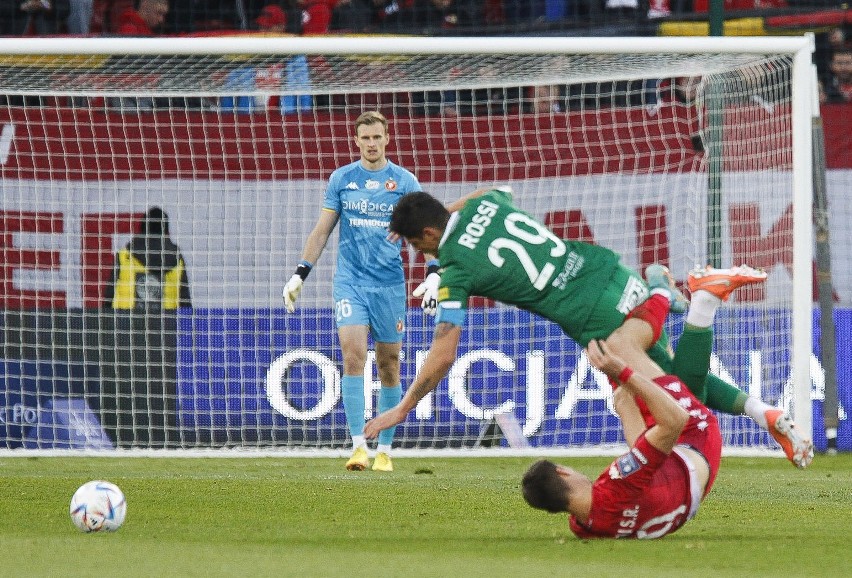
[0,35,814,455]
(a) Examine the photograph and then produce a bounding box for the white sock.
[744,397,773,429]
[351,435,366,450]
[377,444,391,455]
[650,287,672,303]
[685,291,722,328]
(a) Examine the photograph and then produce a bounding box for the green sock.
[705,374,749,415]
[673,323,748,414]
[672,325,713,401]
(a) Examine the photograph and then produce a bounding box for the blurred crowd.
[0,0,847,36]
[0,0,849,105]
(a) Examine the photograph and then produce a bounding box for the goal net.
[0,36,814,454]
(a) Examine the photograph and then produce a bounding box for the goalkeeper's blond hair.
[353,111,388,135]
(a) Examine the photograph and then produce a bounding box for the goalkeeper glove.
[283,261,312,313]
[413,261,441,316]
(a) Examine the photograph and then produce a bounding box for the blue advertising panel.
[22,397,113,450]
[0,360,108,449]
[816,309,852,451]
[177,308,852,451]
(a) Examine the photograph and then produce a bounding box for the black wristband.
[295,263,312,280]
[426,263,440,276]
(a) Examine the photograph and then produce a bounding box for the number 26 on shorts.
[335,298,352,322]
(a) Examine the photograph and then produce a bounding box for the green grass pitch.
[1,454,849,577]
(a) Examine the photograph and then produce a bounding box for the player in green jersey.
[364,188,813,468]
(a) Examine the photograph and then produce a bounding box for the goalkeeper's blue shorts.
[332,282,406,343]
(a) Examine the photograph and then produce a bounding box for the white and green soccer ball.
[69,480,127,533]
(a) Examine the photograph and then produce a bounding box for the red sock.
[626,293,670,343]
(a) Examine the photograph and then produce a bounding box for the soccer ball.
[69,480,127,533]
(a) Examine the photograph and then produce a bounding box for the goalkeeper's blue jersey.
[323,159,420,287]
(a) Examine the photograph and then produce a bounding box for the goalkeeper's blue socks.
[377,384,402,449]
[342,375,366,442]
[342,378,401,451]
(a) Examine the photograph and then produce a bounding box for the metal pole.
[705,0,724,267]
[811,65,839,454]
[709,0,724,37]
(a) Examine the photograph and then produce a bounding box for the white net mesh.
[0,52,784,95]
[0,37,811,452]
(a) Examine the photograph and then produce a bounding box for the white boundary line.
[0,447,788,459]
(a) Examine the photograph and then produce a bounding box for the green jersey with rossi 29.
[436,189,622,344]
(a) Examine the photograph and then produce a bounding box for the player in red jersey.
[517,266,761,539]
[522,336,721,539]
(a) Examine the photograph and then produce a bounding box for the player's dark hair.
[521,460,570,513]
[389,192,450,239]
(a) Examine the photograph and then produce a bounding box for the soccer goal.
[0,35,815,455]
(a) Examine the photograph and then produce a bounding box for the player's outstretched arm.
[586,339,688,454]
[364,322,462,438]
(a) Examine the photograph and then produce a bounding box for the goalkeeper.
[281,111,439,473]
[363,188,813,468]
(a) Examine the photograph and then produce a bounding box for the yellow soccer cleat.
[371,452,393,472]
[345,446,370,471]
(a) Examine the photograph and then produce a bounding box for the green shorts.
[573,263,674,370]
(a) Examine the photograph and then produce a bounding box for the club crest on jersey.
[385,179,397,191]
[610,451,642,479]
[365,179,380,190]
